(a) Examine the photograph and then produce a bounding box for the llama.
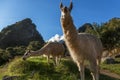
[60,2,103,80]
[22,42,65,65]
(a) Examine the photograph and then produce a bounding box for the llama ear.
[69,2,73,12]
[60,2,63,9]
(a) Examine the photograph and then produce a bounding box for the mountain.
[78,23,93,33]
[0,18,44,49]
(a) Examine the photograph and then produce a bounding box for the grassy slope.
[101,58,120,75]
[0,57,120,80]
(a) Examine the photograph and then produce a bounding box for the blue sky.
[0,0,120,40]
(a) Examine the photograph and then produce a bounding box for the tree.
[80,18,120,56]
[0,49,9,65]
[100,18,120,50]
[27,41,44,51]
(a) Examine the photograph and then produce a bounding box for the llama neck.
[30,48,45,56]
[61,15,78,44]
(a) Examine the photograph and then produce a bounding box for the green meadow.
[0,56,120,80]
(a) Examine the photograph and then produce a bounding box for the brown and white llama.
[60,1,103,80]
[22,42,65,65]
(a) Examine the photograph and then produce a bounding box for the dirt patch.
[100,69,120,79]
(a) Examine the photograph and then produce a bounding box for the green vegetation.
[101,58,120,75]
[27,41,44,51]
[0,17,120,80]
[0,18,45,65]
[0,46,26,66]
[88,18,120,51]
[0,57,119,80]
[79,18,120,56]
[0,41,44,66]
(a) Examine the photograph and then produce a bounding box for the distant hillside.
[0,18,44,49]
[78,23,93,33]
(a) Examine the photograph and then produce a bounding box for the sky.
[0,0,120,40]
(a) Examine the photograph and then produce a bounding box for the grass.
[0,56,120,80]
[101,58,120,75]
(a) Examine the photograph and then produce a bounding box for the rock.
[2,75,19,80]
[103,57,116,64]
[78,23,93,33]
[0,18,44,49]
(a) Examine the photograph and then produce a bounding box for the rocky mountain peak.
[0,18,44,49]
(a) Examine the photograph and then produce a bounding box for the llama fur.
[60,2,103,80]
[23,42,65,65]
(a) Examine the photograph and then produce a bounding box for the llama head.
[60,1,73,19]
[22,50,31,60]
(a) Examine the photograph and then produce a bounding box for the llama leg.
[55,57,57,65]
[47,56,50,64]
[53,57,56,66]
[77,61,85,80]
[58,56,62,64]
[96,58,101,80]
[90,60,99,80]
